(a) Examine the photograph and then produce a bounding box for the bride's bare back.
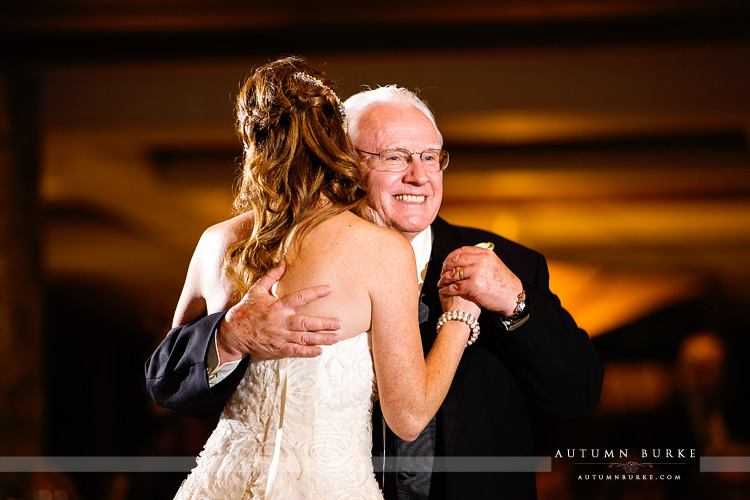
[174,209,472,441]
[276,210,417,341]
[173,210,416,339]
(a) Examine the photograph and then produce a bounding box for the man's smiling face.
[355,103,444,242]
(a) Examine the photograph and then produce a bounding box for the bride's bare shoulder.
[199,212,254,254]
[330,212,413,260]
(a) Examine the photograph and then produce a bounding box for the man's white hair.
[343,85,443,147]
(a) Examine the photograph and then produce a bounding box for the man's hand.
[437,246,523,316]
[217,261,341,363]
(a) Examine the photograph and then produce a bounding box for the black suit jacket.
[145,216,603,500]
[374,217,603,500]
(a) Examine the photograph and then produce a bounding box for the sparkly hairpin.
[292,72,348,132]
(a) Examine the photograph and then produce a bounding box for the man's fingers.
[253,261,287,294]
[437,273,453,288]
[437,265,469,288]
[249,333,336,359]
[281,285,333,310]
[446,246,485,258]
[268,333,338,358]
[282,344,325,358]
[439,281,465,296]
[443,246,493,269]
[298,331,340,346]
[286,314,342,333]
[443,254,481,272]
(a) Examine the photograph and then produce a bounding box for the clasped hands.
[437,245,523,317]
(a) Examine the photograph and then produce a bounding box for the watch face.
[515,290,526,315]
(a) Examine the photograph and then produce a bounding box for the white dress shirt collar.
[409,225,433,286]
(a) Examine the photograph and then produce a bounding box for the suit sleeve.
[492,252,604,419]
[144,312,250,418]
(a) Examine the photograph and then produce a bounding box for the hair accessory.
[436,310,481,346]
[292,72,347,132]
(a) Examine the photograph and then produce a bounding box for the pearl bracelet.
[436,310,481,346]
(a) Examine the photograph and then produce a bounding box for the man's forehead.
[366,102,429,123]
[361,103,439,144]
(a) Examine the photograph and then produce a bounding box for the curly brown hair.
[223,56,368,297]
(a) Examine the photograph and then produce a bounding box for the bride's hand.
[438,292,481,320]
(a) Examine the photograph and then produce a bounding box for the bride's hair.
[224,56,368,296]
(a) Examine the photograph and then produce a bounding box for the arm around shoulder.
[145,312,249,418]
[145,217,249,418]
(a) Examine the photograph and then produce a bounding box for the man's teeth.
[395,195,425,203]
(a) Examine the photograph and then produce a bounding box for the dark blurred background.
[2,1,750,499]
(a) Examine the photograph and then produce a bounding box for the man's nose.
[403,155,429,183]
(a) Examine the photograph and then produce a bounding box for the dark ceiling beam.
[2,4,750,67]
[3,1,749,29]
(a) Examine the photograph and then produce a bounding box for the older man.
[146,86,603,499]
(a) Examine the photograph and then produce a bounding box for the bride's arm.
[369,231,479,442]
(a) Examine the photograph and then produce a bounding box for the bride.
[172,56,480,499]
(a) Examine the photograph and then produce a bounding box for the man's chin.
[391,216,434,238]
[365,207,435,233]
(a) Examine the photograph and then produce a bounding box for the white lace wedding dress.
[174,331,384,500]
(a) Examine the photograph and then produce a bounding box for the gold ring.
[458,266,465,280]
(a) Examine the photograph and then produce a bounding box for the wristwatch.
[501,288,529,331]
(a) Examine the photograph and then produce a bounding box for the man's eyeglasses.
[356,148,450,172]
